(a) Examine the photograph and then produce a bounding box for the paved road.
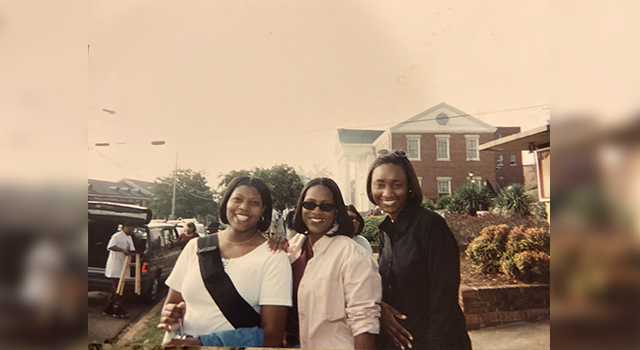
[88,288,167,344]
[468,319,550,350]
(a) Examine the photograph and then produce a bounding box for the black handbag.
[196,234,261,328]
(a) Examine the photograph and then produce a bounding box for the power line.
[89,147,145,178]
[177,182,215,201]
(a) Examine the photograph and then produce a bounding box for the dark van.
[88,201,182,303]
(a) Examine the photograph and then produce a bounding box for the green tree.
[149,169,218,222]
[436,195,454,210]
[218,164,304,211]
[495,184,534,216]
[452,182,493,216]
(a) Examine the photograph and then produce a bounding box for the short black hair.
[123,221,137,228]
[292,177,353,237]
[186,222,196,230]
[219,176,273,232]
[366,150,423,208]
[346,204,365,235]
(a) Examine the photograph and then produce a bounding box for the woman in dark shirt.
[177,222,198,248]
[366,150,471,350]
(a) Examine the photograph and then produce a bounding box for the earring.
[259,216,265,222]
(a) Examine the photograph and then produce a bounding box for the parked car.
[88,201,182,303]
[168,218,207,236]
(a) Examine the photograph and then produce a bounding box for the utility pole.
[170,153,178,219]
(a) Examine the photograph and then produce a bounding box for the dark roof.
[121,178,155,194]
[338,129,384,144]
[88,179,149,199]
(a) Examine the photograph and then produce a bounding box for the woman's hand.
[157,301,185,332]
[162,336,202,346]
[267,235,291,253]
[380,301,413,349]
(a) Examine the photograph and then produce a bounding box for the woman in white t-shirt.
[158,177,293,347]
[346,204,374,257]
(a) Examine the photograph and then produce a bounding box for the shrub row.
[467,224,550,283]
[446,213,549,253]
[361,215,385,245]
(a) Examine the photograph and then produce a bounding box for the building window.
[465,135,480,161]
[437,177,452,197]
[510,154,517,166]
[497,154,503,168]
[406,135,421,160]
[436,135,450,161]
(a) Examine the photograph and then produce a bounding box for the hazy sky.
[88,0,550,188]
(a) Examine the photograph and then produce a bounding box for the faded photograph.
[1,0,639,350]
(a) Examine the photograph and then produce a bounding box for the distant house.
[88,178,155,207]
[336,102,524,210]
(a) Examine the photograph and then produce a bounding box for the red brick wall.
[459,285,550,330]
[391,132,497,201]
[494,127,525,191]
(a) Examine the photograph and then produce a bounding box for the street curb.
[114,298,165,345]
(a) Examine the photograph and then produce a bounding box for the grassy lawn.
[126,314,164,346]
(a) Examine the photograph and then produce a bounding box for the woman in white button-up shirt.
[283,177,382,349]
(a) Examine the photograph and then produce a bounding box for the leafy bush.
[452,182,493,216]
[447,195,468,214]
[467,224,550,283]
[467,225,510,274]
[495,184,534,216]
[445,213,548,253]
[361,215,385,245]
[532,201,548,221]
[513,251,550,283]
[421,198,436,210]
[436,195,454,210]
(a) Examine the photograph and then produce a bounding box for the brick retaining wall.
[459,284,550,330]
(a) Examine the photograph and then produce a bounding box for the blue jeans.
[198,327,264,347]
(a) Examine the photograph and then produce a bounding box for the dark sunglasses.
[377,149,407,158]
[301,201,336,212]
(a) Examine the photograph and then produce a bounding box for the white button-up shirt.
[289,233,382,349]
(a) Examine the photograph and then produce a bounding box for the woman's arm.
[342,249,383,346]
[379,301,413,349]
[260,305,289,347]
[354,332,376,349]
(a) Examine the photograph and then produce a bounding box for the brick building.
[336,103,524,208]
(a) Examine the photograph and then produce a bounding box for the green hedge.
[361,216,385,245]
[467,224,550,283]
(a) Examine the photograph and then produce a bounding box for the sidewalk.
[468,319,550,350]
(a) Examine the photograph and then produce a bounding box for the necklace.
[222,231,259,245]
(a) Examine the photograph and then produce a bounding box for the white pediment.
[390,103,497,133]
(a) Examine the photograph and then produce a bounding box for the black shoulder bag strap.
[196,234,261,329]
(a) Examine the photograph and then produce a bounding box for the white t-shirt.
[352,235,374,256]
[165,237,293,337]
[105,231,135,278]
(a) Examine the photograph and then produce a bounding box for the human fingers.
[382,316,412,349]
[160,302,185,326]
[267,236,288,252]
[382,303,413,348]
[157,322,171,332]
